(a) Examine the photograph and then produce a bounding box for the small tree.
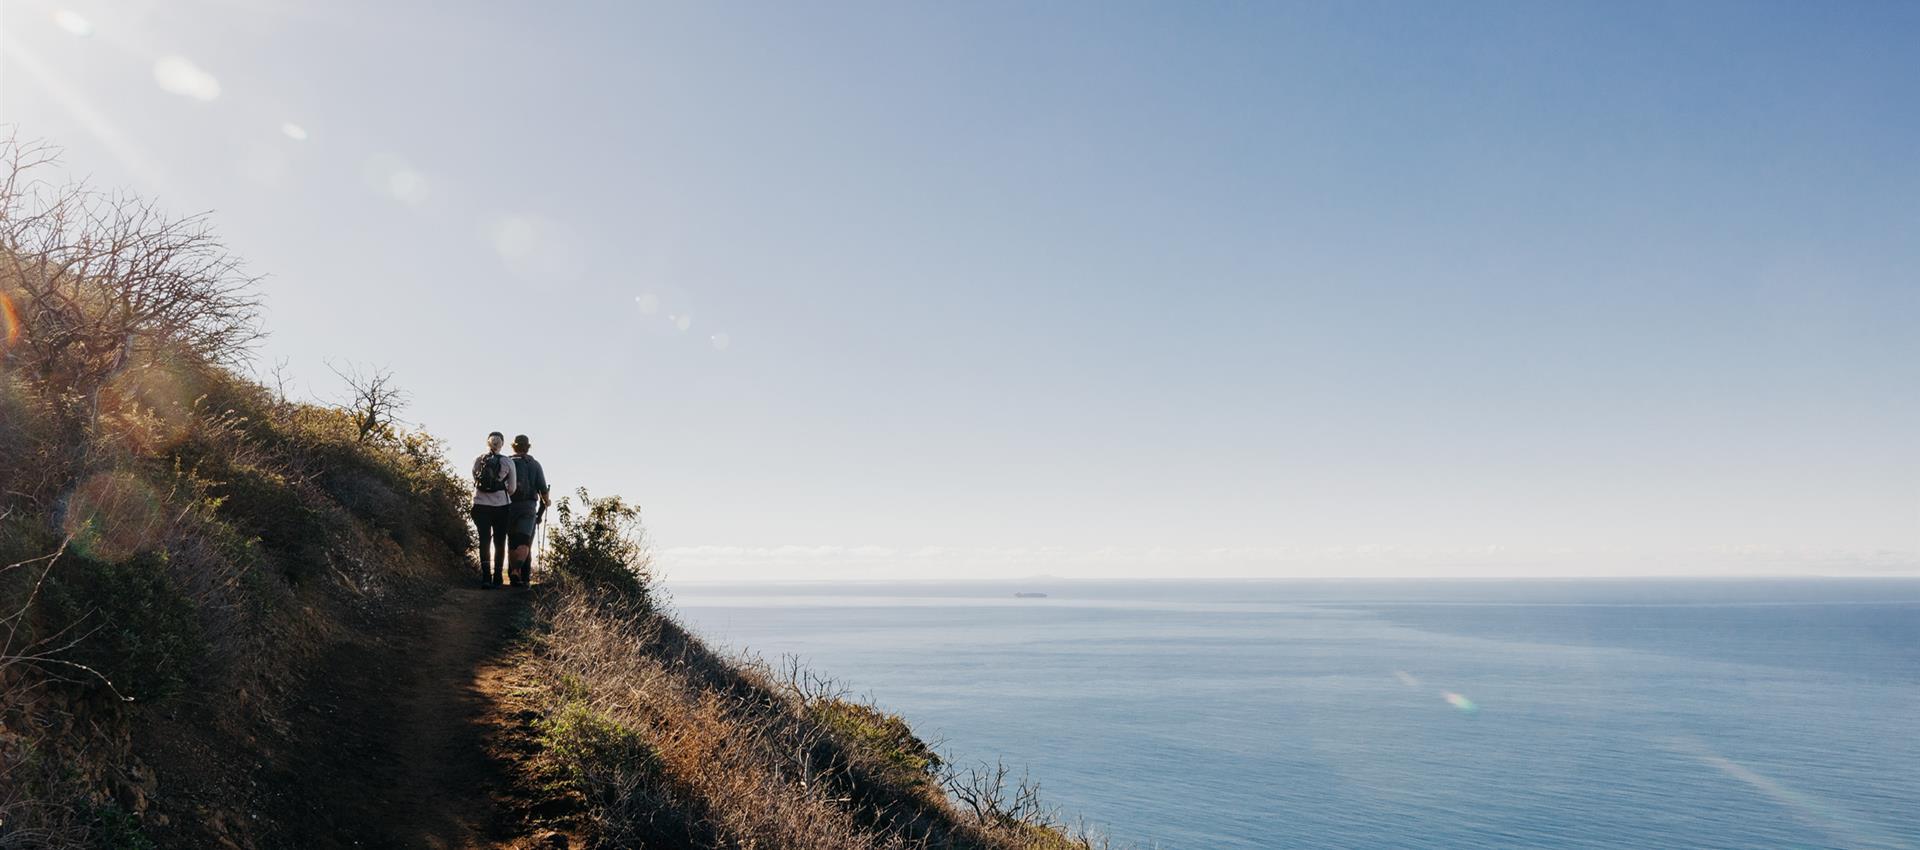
[544,488,651,605]
[0,133,261,492]
[329,361,409,443]
[0,135,261,403]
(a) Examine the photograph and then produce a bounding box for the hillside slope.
[0,138,1112,849]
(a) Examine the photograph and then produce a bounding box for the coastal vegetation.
[0,134,471,846]
[0,135,1111,849]
[520,496,1112,848]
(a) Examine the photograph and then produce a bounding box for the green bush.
[84,802,157,850]
[544,488,651,604]
[537,698,660,792]
[207,465,329,584]
[811,698,943,784]
[40,550,204,703]
[394,429,474,555]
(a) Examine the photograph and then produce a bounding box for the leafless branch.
[328,360,410,442]
[0,132,262,430]
[0,537,134,702]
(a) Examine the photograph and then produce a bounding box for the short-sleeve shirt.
[510,454,548,503]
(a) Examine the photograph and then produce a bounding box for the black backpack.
[475,452,508,493]
[510,456,536,501]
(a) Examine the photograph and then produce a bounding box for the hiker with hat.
[506,434,550,588]
[471,431,518,587]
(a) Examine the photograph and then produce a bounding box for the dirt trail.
[258,585,541,849]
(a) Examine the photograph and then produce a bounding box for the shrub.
[206,465,329,585]
[393,429,473,555]
[538,698,661,792]
[543,488,651,604]
[39,549,204,702]
[183,368,470,567]
[535,695,670,847]
[84,802,157,850]
[810,698,943,787]
[0,136,260,408]
[0,373,66,505]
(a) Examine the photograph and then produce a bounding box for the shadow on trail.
[258,586,532,850]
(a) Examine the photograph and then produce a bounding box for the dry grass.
[522,585,1124,850]
[0,135,474,848]
[533,590,896,848]
[1,132,1125,850]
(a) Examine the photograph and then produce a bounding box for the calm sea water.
[668,579,1920,849]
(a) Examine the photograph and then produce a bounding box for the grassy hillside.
[0,134,475,844]
[515,495,1116,849]
[0,137,1114,849]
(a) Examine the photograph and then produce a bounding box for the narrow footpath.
[257,585,547,849]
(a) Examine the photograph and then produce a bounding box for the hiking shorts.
[508,500,541,541]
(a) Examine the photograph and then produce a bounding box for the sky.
[0,0,1914,580]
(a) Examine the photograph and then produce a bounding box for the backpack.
[475,452,508,493]
[510,456,537,501]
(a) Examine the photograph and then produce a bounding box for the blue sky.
[2,0,1914,578]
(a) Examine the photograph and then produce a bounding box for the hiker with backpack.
[471,431,518,587]
[506,434,551,588]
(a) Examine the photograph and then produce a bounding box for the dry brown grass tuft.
[522,586,1129,850]
[532,591,902,848]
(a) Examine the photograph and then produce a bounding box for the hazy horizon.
[2,0,1913,580]
[663,572,1920,585]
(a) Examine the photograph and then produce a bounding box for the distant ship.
[1013,592,1048,598]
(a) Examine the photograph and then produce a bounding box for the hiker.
[506,434,551,587]
[471,431,517,587]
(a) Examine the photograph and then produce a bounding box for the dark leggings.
[471,504,510,581]
[507,531,534,585]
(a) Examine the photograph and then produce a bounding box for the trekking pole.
[534,505,547,584]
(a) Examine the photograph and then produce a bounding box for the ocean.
[667,579,1920,849]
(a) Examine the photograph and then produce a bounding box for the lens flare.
[491,216,540,261]
[5,37,175,195]
[388,170,428,203]
[51,9,94,36]
[281,122,309,141]
[1662,737,1901,848]
[0,290,18,348]
[1443,692,1478,714]
[153,55,222,101]
[365,154,430,205]
[64,472,164,563]
[488,214,585,281]
[710,332,731,351]
[99,361,197,454]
